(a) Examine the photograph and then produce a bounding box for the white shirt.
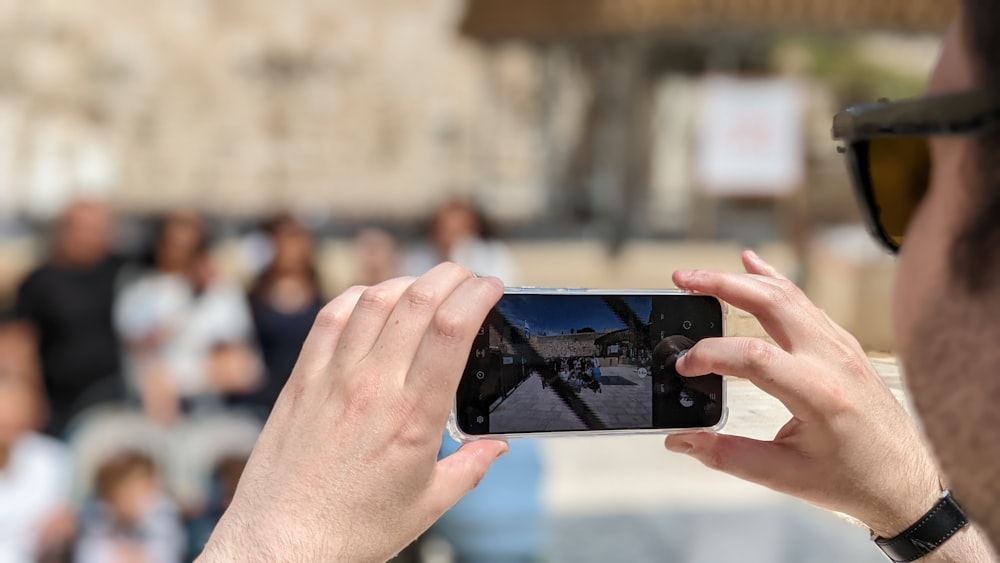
[0,434,70,563]
[115,273,255,396]
[403,238,520,284]
[74,496,185,563]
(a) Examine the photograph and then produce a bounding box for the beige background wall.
[0,0,547,220]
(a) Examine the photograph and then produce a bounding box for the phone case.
[447,287,729,443]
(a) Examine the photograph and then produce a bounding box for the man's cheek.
[892,164,957,362]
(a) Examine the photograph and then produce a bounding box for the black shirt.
[15,258,125,435]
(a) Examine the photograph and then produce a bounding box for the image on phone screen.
[456,292,724,436]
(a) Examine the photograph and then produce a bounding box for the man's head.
[54,199,113,267]
[894,1,1000,543]
[155,211,206,274]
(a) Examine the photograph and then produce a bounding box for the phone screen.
[456,292,724,436]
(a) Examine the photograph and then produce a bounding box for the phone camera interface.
[458,294,723,435]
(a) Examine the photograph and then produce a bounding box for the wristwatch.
[872,490,969,562]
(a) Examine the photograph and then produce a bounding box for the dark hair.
[249,215,321,303]
[258,212,296,237]
[143,211,210,268]
[427,198,495,241]
[955,1,1000,293]
[96,451,157,501]
[212,454,249,499]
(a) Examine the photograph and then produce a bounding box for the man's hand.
[198,263,508,563]
[664,250,942,538]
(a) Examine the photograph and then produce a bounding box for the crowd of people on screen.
[546,356,603,394]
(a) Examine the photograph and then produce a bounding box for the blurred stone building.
[0,0,956,351]
[0,0,548,221]
[0,0,950,229]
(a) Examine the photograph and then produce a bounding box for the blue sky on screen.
[497,295,652,336]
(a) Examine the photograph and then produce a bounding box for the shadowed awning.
[462,0,957,40]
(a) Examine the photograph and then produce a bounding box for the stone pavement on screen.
[489,365,652,432]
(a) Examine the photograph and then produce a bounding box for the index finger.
[367,262,478,374]
[672,269,825,351]
[677,336,817,419]
[292,285,368,379]
[404,276,504,421]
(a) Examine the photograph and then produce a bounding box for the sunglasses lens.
[866,137,931,248]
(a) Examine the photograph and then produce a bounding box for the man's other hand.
[665,250,942,539]
[198,263,508,563]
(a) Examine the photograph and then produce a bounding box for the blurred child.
[76,451,185,563]
[0,367,74,563]
[185,454,247,558]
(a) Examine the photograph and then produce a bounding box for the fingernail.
[675,269,694,279]
[666,440,693,454]
[484,276,504,289]
[496,443,510,459]
[675,349,689,371]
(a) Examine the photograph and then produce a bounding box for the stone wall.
[0,0,548,220]
[529,333,601,358]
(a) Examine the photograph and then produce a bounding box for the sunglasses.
[832,90,1000,253]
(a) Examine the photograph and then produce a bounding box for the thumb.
[665,432,799,491]
[427,440,509,513]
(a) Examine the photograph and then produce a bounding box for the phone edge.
[446,287,730,443]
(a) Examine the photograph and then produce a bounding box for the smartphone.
[448,288,727,441]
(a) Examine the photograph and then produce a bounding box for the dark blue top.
[246,297,324,413]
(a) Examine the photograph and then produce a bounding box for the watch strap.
[874,490,969,562]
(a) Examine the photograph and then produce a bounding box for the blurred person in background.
[115,212,261,424]
[244,215,324,416]
[403,198,518,281]
[405,200,545,563]
[15,199,126,437]
[0,345,75,563]
[76,451,185,563]
[350,227,426,563]
[185,455,248,559]
[352,227,400,286]
[0,319,41,392]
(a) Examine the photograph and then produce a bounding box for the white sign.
[608,345,620,354]
[696,76,804,196]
